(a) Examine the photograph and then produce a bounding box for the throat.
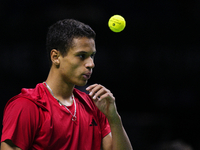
[43,82,74,106]
[57,98,74,106]
[44,82,77,121]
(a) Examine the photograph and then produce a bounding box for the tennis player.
[1,19,133,150]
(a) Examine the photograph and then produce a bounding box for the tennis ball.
[108,15,126,33]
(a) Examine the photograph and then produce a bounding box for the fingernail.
[89,92,92,96]
[93,95,96,99]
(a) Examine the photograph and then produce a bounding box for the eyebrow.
[76,51,96,55]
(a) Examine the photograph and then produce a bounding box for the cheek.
[61,64,81,77]
[59,58,84,78]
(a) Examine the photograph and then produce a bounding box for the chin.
[75,80,88,87]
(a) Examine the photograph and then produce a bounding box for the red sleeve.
[1,98,40,150]
[97,109,111,139]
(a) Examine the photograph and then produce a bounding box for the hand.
[86,84,118,120]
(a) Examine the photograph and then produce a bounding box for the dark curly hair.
[46,19,96,63]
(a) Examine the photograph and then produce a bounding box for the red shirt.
[1,83,111,150]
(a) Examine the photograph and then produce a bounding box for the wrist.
[107,112,122,126]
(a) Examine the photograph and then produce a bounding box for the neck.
[45,68,75,106]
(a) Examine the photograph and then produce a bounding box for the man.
[1,19,133,150]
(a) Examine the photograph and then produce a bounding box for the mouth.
[82,72,92,80]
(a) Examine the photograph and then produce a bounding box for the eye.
[90,54,94,59]
[76,51,96,60]
[91,53,96,59]
[78,54,86,60]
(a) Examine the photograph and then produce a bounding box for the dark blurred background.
[0,0,200,149]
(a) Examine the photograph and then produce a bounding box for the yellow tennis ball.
[108,15,126,33]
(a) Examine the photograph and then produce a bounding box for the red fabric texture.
[1,83,111,150]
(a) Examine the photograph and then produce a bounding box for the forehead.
[70,37,96,53]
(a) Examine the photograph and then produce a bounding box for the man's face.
[58,37,96,86]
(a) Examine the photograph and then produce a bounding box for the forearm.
[108,113,133,150]
[86,84,133,150]
[1,141,21,150]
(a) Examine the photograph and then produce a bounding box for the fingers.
[86,84,114,101]
[86,84,104,99]
[86,84,116,117]
[86,84,98,91]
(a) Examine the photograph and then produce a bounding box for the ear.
[50,49,60,67]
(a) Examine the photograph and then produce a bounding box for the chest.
[51,100,99,134]
[34,99,102,149]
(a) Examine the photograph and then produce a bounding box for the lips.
[82,72,92,80]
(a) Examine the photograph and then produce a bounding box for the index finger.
[86,84,98,91]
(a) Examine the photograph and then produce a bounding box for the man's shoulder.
[73,88,96,109]
[5,83,48,111]
[73,88,88,96]
[19,83,45,99]
[8,96,37,106]
[3,96,39,118]
[73,88,91,101]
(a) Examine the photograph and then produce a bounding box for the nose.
[85,57,95,70]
